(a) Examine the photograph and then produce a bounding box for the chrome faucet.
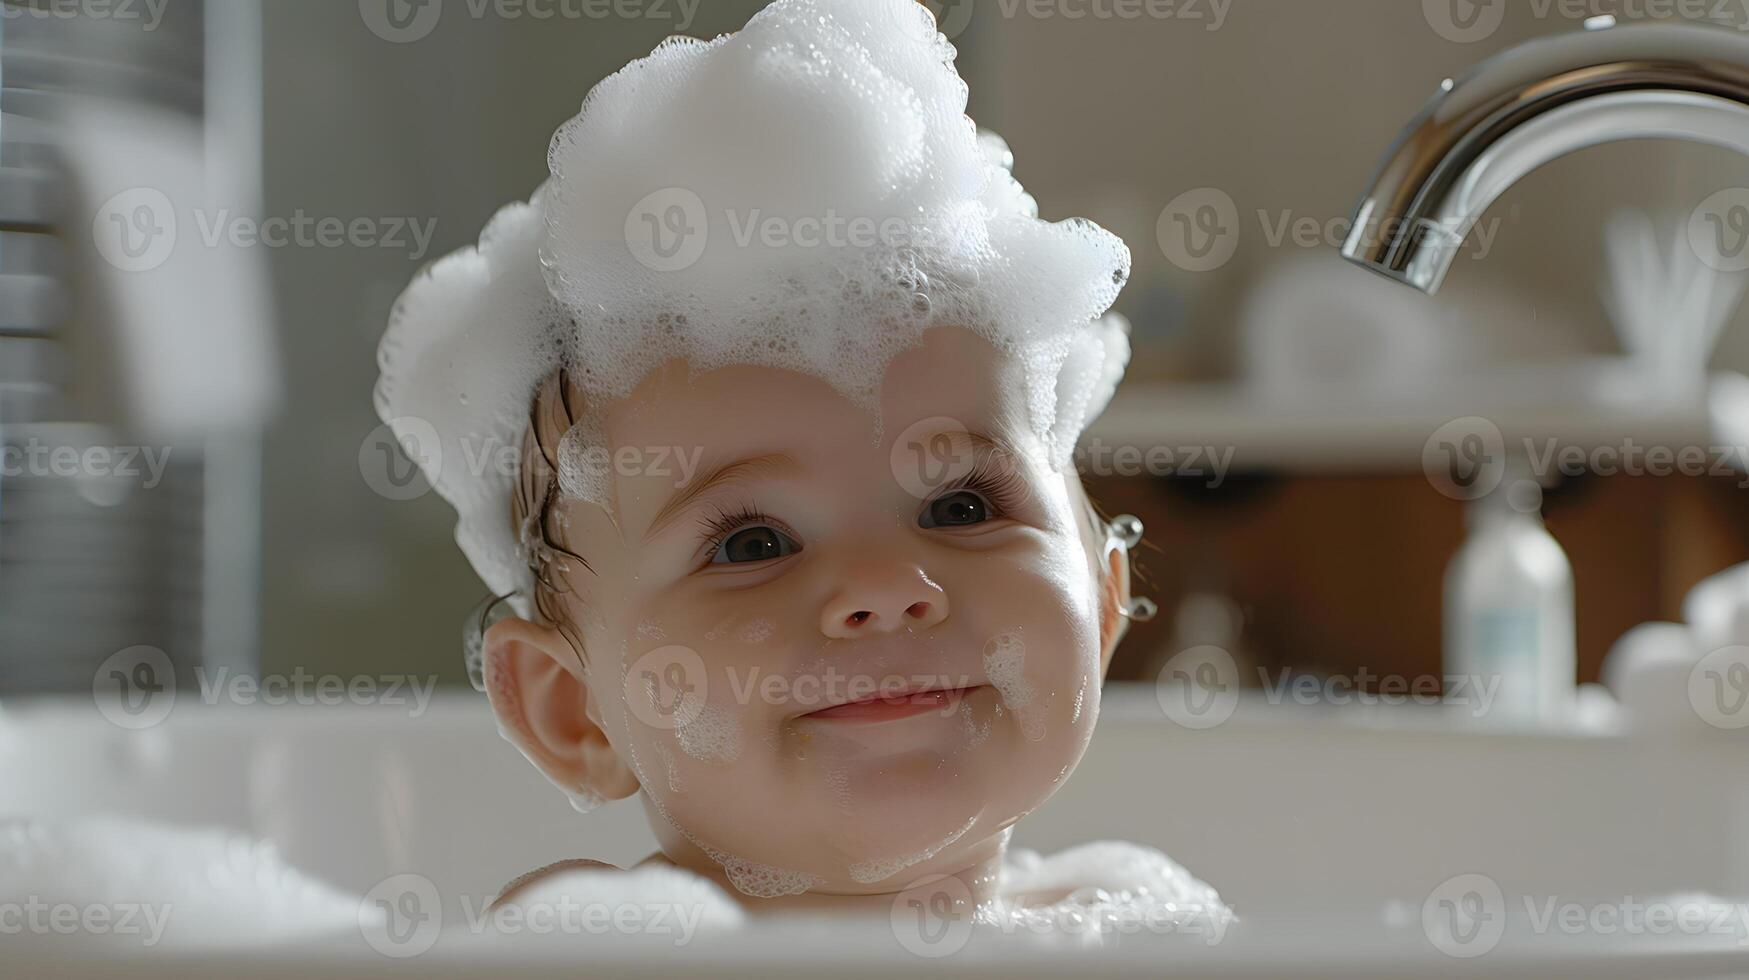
[1341,18,1749,293]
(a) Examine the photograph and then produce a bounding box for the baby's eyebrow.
[641,452,799,543]
[931,429,1031,471]
[963,430,1023,460]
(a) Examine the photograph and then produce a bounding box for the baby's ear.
[483,618,640,806]
[1099,535,1133,673]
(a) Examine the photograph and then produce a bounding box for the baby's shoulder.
[490,856,744,922]
[491,858,623,910]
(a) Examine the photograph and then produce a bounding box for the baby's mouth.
[797,684,988,723]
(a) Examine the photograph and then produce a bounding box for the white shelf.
[1089,362,1747,473]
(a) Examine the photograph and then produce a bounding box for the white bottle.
[1444,463,1576,724]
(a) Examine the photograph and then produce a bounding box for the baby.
[376,0,1222,928]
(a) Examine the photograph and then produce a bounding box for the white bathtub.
[4,683,1747,977]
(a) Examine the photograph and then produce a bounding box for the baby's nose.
[820,566,949,638]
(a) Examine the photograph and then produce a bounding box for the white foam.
[957,695,993,747]
[823,766,852,810]
[983,841,1232,940]
[674,702,743,764]
[737,619,773,644]
[984,631,1044,741]
[373,0,1132,601]
[696,842,820,900]
[0,817,360,949]
[651,741,686,795]
[625,741,822,899]
[847,815,976,884]
[374,192,560,601]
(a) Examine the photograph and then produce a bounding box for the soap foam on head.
[374,0,1133,603]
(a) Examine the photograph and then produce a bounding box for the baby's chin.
[645,703,1091,894]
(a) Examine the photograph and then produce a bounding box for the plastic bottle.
[1443,459,1576,724]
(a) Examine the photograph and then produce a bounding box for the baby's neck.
[651,831,1011,914]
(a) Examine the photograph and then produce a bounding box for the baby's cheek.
[987,544,1103,739]
[601,608,794,801]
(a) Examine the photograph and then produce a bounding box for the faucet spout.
[1342,20,1749,293]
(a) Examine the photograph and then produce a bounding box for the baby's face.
[527,328,1116,894]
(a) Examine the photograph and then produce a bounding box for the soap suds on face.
[626,741,823,899]
[373,0,1133,602]
[698,842,820,899]
[958,695,992,748]
[651,741,685,795]
[847,815,977,884]
[823,766,852,811]
[984,631,1044,741]
[737,619,773,645]
[674,703,743,764]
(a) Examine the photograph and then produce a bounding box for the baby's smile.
[792,680,987,723]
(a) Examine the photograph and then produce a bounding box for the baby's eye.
[919,489,992,529]
[712,525,802,564]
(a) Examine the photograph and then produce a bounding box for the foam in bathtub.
[987,841,1233,941]
[0,817,362,948]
